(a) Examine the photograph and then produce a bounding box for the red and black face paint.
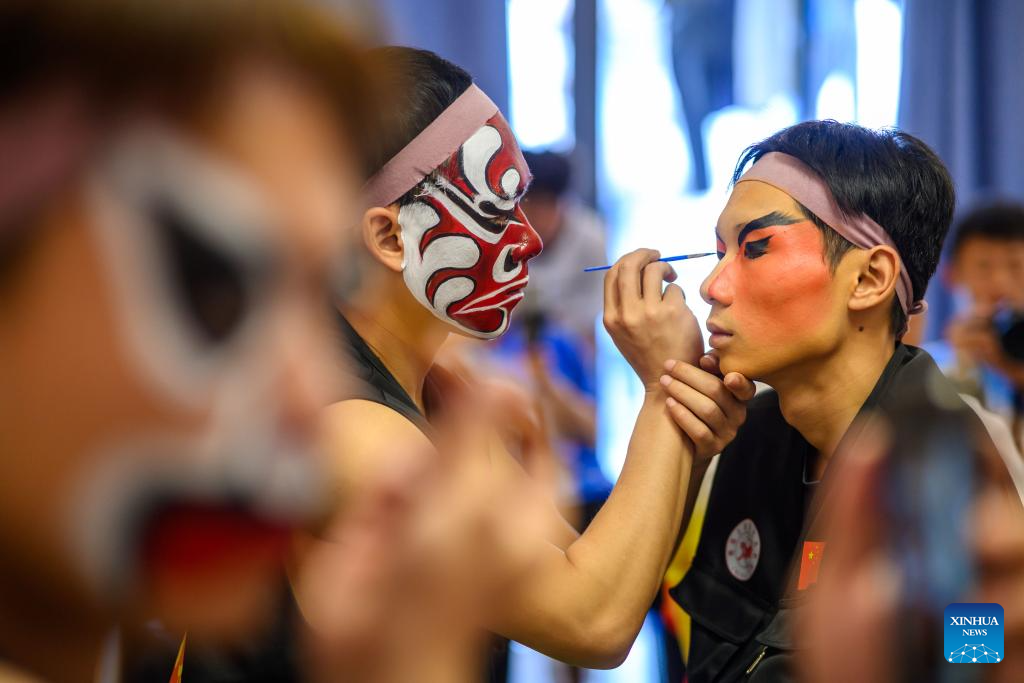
[398,113,542,338]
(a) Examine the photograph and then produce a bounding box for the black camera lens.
[996,311,1024,361]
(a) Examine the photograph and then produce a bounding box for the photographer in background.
[519,151,607,347]
[928,202,1024,446]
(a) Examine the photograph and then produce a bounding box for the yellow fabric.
[662,456,718,663]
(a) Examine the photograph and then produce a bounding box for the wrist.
[643,381,665,399]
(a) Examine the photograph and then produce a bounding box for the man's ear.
[362,205,404,273]
[848,245,900,313]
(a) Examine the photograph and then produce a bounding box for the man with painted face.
[320,46,750,675]
[652,121,1024,682]
[0,1,375,680]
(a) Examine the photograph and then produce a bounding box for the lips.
[450,276,528,333]
[454,276,529,315]
[707,319,734,348]
[140,501,293,582]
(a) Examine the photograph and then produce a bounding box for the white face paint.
[73,125,328,598]
[396,113,542,339]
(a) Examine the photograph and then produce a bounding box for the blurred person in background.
[926,202,1024,446]
[494,149,611,537]
[0,0,376,680]
[488,307,609,532]
[319,45,749,680]
[654,121,1024,681]
[519,151,607,347]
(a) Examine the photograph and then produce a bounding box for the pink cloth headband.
[737,151,924,333]
[0,87,97,235]
[362,83,499,209]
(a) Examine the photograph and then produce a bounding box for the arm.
[488,250,708,667]
[659,355,755,543]
[489,392,692,668]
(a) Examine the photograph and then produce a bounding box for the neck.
[767,325,896,470]
[341,287,450,410]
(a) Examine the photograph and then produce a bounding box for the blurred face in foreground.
[0,60,358,641]
[701,181,853,381]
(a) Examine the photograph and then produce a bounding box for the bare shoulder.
[320,399,434,492]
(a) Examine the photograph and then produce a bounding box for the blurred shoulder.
[321,399,434,492]
[322,398,432,450]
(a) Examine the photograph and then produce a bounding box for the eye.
[743,236,772,259]
[152,198,253,344]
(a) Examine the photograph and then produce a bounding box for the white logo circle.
[725,518,761,581]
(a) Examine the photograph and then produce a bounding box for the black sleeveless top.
[334,312,432,435]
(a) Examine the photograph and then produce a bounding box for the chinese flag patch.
[797,541,826,590]
[168,634,187,683]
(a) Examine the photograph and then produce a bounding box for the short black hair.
[733,120,955,335]
[949,201,1024,257]
[522,150,572,198]
[367,46,472,203]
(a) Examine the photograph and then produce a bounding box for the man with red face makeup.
[647,121,1024,682]
[315,47,750,678]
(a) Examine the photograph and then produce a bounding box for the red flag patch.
[797,541,826,590]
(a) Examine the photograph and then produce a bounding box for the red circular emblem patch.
[725,518,761,581]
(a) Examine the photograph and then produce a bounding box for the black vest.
[334,312,432,435]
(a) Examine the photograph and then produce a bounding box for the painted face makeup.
[703,182,843,379]
[398,113,543,339]
[75,125,327,597]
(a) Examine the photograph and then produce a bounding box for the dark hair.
[522,150,572,198]
[733,120,956,335]
[366,46,472,204]
[0,0,377,135]
[950,202,1024,257]
[0,0,379,281]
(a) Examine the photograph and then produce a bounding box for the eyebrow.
[736,211,803,245]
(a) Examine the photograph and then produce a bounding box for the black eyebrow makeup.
[736,211,803,245]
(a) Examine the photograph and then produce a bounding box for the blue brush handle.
[582,252,716,272]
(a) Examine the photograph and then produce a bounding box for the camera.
[993,309,1024,361]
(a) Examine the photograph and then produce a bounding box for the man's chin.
[716,349,768,382]
[449,308,510,339]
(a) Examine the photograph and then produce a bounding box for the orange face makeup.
[702,182,842,379]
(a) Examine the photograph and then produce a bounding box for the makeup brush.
[582,252,716,273]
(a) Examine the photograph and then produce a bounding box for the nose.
[700,260,733,307]
[992,265,1015,306]
[274,307,336,444]
[510,207,543,265]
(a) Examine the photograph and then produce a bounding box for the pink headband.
[0,87,97,234]
[737,152,924,333]
[362,83,499,209]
